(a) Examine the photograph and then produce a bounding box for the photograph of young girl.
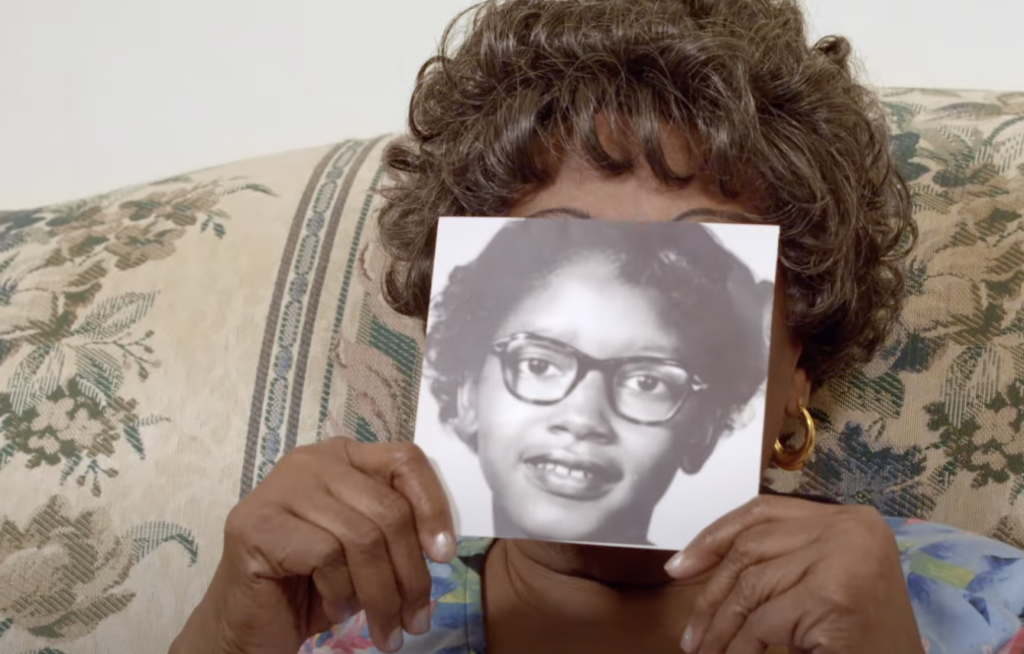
[414,217,779,549]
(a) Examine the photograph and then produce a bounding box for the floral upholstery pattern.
[767,89,1024,549]
[1,90,1023,652]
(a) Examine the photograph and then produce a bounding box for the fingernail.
[386,627,404,652]
[664,550,686,576]
[680,624,693,652]
[410,604,433,635]
[433,531,455,560]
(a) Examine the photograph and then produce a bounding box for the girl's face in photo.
[447,134,809,544]
[464,254,695,542]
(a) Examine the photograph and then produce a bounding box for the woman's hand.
[170,438,455,654]
[664,495,924,654]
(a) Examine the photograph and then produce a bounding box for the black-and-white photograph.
[414,217,779,550]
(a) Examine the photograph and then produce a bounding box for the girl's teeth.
[535,461,592,480]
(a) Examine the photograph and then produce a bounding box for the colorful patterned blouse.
[301,519,1024,654]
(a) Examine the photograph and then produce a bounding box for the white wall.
[2,0,1022,208]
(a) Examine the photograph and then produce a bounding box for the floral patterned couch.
[1,89,1023,653]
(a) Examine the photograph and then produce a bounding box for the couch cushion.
[0,137,424,653]
[768,89,1024,548]
[1,88,1023,653]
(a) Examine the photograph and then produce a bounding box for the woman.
[171,0,1024,653]
[422,219,773,547]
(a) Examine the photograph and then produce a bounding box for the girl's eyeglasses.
[490,332,707,426]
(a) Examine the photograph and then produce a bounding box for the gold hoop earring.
[772,403,816,471]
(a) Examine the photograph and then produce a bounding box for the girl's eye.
[636,376,662,392]
[626,374,666,393]
[620,371,681,397]
[519,357,560,377]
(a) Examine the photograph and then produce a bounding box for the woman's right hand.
[170,437,456,654]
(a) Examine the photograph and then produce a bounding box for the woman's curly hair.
[377,0,915,383]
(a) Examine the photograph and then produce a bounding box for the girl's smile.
[520,443,625,501]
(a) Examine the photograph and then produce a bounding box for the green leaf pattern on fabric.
[767,90,1024,548]
[0,177,269,491]
[0,175,269,642]
[0,497,197,642]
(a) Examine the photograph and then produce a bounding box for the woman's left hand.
[664,495,924,654]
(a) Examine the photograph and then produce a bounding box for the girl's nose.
[546,370,616,443]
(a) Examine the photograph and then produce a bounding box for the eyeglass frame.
[489,331,708,426]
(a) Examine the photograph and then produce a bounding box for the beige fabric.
[0,139,401,652]
[0,88,1023,652]
[767,89,1024,547]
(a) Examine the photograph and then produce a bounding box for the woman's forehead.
[508,155,753,224]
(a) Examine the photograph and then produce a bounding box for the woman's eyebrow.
[527,207,593,219]
[672,208,750,223]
